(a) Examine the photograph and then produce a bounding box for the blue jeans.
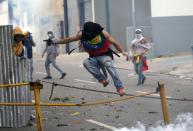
[133,59,145,84]
[83,56,123,89]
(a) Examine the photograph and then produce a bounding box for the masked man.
[55,22,128,96]
[42,31,66,79]
[129,29,151,86]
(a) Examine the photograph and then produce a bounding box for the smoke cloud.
[114,113,193,131]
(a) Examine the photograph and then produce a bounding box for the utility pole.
[8,0,13,25]
[132,0,136,28]
[63,0,70,53]
[105,0,110,33]
[78,0,85,28]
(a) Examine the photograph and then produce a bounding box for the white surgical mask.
[48,34,54,39]
[135,34,142,39]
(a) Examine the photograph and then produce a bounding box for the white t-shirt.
[130,36,151,56]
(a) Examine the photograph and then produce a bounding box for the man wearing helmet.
[13,26,25,57]
[129,29,151,86]
[55,21,128,96]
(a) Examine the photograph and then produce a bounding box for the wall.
[151,0,193,56]
[94,0,151,51]
[152,16,193,56]
[0,0,8,25]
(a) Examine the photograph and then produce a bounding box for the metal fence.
[0,25,31,127]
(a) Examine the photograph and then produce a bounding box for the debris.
[83,112,88,115]
[27,122,34,127]
[42,117,48,121]
[115,115,119,119]
[61,97,70,102]
[90,128,97,130]
[51,97,71,102]
[71,112,81,116]
[81,97,85,100]
[72,121,82,125]
[116,109,123,112]
[148,111,158,114]
[54,116,60,120]
[51,97,61,101]
[56,123,71,127]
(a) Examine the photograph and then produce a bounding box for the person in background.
[23,31,36,81]
[12,26,25,57]
[129,29,151,86]
[42,31,66,79]
[55,21,128,96]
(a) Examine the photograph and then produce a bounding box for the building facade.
[1,0,193,56]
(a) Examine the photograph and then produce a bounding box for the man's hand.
[122,52,129,61]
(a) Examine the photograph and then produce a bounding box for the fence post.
[159,83,170,125]
[30,82,43,131]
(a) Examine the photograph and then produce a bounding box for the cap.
[135,29,142,34]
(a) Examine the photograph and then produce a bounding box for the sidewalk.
[36,52,193,80]
[49,52,193,80]
[149,54,193,80]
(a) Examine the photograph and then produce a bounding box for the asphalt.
[0,52,193,131]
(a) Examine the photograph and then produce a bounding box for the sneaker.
[137,82,142,86]
[60,73,67,79]
[100,80,109,87]
[142,77,146,85]
[44,76,52,79]
[117,88,125,97]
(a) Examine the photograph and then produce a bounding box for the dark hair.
[82,21,104,40]
[48,31,53,34]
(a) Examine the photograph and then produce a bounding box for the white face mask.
[48,34,54,39]
[135,34,142,39]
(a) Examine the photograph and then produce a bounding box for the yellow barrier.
[159,83,170,125]
[0,82,170,131]
[0,82,30,88]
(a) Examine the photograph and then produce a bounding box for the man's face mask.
[14,35,24,42]
[135,34,142,39]
[48,33,54,39]
[89,35,102,44]
[135,29,142,39]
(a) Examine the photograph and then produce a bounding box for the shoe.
[60,73,67,79]
[142,77,146,85]
[137,82,142,86]
[117,88,125,97]
[100,80,109,87]
[44,76,52,79]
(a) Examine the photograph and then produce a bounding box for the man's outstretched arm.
[56,32,82,44]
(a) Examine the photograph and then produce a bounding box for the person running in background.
[23,31,36,81]
[129,29,151,86]
[42,31,66,79]
[55,21,128,96]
